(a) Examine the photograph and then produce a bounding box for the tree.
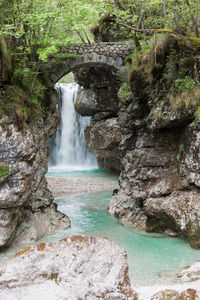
[0,0,108,87]
[98,0,200,47]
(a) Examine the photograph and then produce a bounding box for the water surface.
[40,177,200,287]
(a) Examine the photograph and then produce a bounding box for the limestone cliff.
[76,37,200,249]
[0,87,70,248]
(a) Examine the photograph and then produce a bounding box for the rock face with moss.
[0,236,138,300]
[78,36,200,248]
[109,41,200,248]
[0,89,70,248]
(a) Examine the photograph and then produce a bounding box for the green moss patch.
[0,163,10,180]
[0,84,43,130]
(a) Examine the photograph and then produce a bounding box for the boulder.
[0,236,138,300]
[74,88,98,116]
[144,190,200,248]
[108,190,147,229]
[85,118,123,171]
[151,288,198,300]
[176,260,200,282]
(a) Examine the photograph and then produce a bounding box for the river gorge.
[0,22,200,299]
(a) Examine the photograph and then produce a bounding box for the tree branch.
[116,20,200,46]
[83,29,91,44]
[75,31,85,43]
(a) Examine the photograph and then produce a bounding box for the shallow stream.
[44,169,200,288]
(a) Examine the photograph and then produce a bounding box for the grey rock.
[74,88,98,116]
[144,190,200,248]
[0,208,22,247]
[108,190,147,229]
[85,118,123,171]
[0,91,70,248]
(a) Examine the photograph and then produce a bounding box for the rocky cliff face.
[76,38,200,249]
[0,88,70,248]
[109,106,200,249]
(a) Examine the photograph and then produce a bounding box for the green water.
[47,168,104,177]
[42,170,200,287]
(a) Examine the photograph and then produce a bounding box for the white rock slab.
[0,235,137,300]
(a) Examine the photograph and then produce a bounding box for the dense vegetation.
[0,0,200,124]
[97,1,200,120]
[0,0,105,123]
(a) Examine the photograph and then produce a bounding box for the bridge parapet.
[59,42,133,58]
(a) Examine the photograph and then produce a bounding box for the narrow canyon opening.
[44,73,200,288]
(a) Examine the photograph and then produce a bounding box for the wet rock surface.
[144,190,200,248]
[0,236,138,300]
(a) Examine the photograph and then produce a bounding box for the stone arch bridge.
[40,42,133,84]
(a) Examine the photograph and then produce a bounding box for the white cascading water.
[48,83,97,171]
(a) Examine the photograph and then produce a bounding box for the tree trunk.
[0,37,13,84]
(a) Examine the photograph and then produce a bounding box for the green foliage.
[0,0,108,62]
[50,272,60,285]
[161,114,169,120]
[179,143,184,153]
[1,0,200,129]
[0,121,11,129]
[0,0,112,116]
[40,155,45,162]
[174,77,196,92]
[0,85,43,129]
[194,105,200,120]
[118,82,133,103]
[99,0,200,50]
[129,157,135,163]
[0,163,10,180]
[94,94,99,101]
[58,73,75,84]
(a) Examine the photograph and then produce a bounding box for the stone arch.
[41,42,133,84]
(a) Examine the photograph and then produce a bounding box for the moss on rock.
[0,162,9,180]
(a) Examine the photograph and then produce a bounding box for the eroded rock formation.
[0,89,70,248]
[76,37,200,249]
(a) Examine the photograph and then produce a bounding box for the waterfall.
[48,83,97,171]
